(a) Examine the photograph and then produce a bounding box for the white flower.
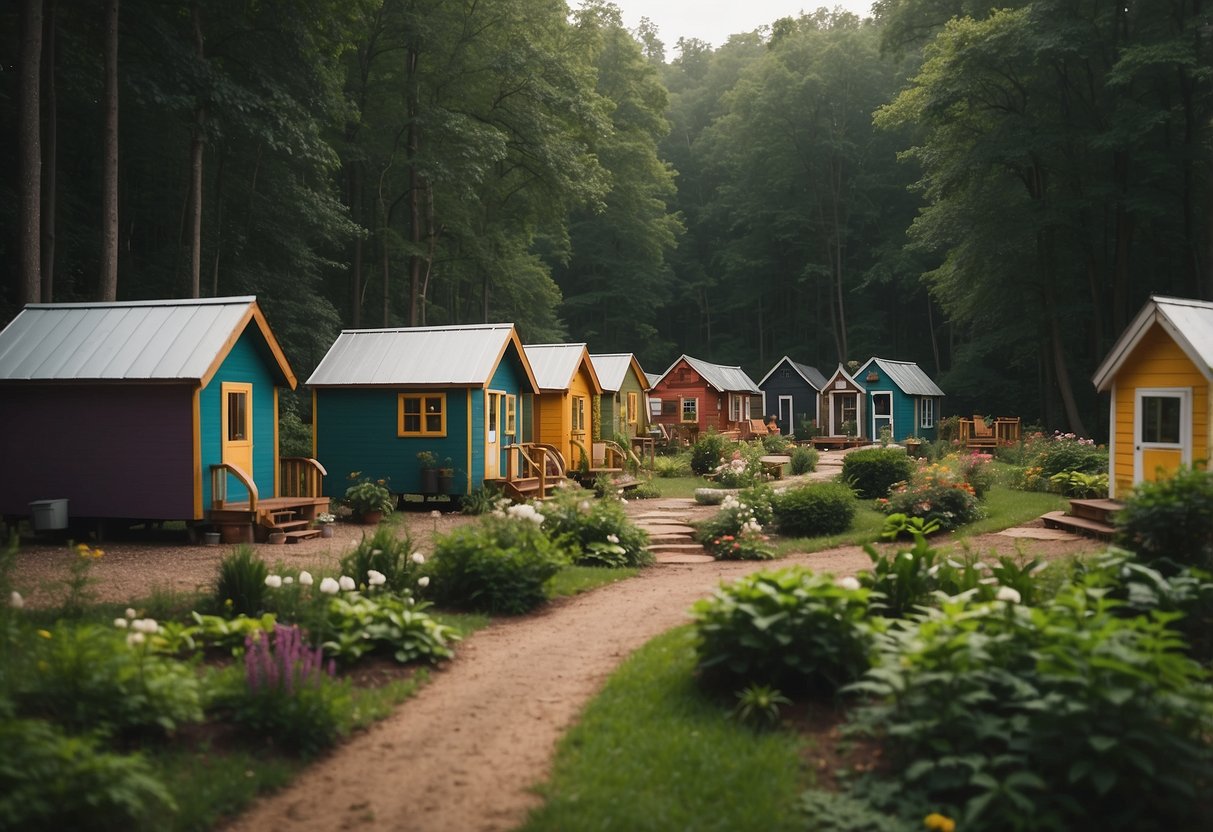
[578,500,591,513]
[298,571,314,587]
[113,617,128,629]
[8,591,23,609]
[265,574,283,588]
[606,534,619,544]
[411,552,426,564]
[338,575,356,592]
[838,576,861,591]
[417,576,430,588]
[319,577,340,595]
[125,607,137,619]
[975,561,991,572]
[927,564,940,577]
[431,510,441,519]
[996,586,1022,604]
[367,569,386,587]
[126,632,145,647]
[132,618,159,634]
[371,549,383,556]
[283,576,294,585]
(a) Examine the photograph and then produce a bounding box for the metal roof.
[646,371,662,387]
[0,296,294,386]
[523,343,602,393]
[658,354,760,394]
[860,357,945,397]
[1093,295,1213,390]
[824,364,866,393]
[307,323,532,388]
[757,355,827,390]
[589,353,648,392]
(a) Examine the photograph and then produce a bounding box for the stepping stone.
[655,552,716,564]
[648,532,694,541]
[636,524,698,536]
[647,542,708,554]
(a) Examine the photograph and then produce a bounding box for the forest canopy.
[2,0,1210,437]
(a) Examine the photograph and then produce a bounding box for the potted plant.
[344,478,394,524]
[418,450,439,493]
[437,458,455,494]
[315,511,336,538]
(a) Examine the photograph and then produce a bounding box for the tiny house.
[1092,295,1213,498]
[0,297,323,537]
[589,353,650,441]
[648,355,761,437]
[523,343,603,470]
[820,364,867,439]
[308,324,538,498]
[757,356,827,436]
[855,357,945,442]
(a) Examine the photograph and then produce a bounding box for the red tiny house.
[648,355,761,438]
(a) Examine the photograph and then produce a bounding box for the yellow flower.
[924,813,956,832]
[37,629,52,639]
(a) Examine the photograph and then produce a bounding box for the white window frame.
[920,398,935,429]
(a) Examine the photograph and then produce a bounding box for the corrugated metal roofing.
[865,358,945,397]
[0,296,272,382]
[307,324,519,386]
[589,353,647,392]
[661,354,760,393]
[524,343,592,391]
[1093,295,1213,389]
[757,355,826,390]
[646,371,662,387]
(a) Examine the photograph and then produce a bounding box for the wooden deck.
[210,496,331,543]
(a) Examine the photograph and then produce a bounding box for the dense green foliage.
[1114,466,1213,571]
[841,449,915,500]
[339,525,423,595]
[538,489,652,568]
[212,545,270,616]
[771,483,858,537]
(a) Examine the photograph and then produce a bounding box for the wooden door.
[221,382,253,478]
[485,391,504,479]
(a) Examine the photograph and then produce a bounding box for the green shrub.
[539,489,651,568]
[343,476,395,517]
[879,462,983,532]
[1048,469,1109,498]
[339,525,425,595]
[841,448,915,499]
[1115,466,1213,571]
[0,718,177,829]
[772,482,857,537]
[651,454,691,478]
[461,485,508,515]
[848,582,1213,832]
[692,567,875,695]
[213,545,269,616]
[321,592,459,664]
[789,445,818,475]
[762,433,793,454]
[428,512,569,614]
[17,623,204,736]
[690,431,732,475]
[797,790,906,832]
[625,479,662,499]
[713,443,768,488]
[1035,432,1107,478]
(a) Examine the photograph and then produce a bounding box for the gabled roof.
[0,296,295,388]
[589,353,649,393]
[823,364,866,393]
[307,323,537,391]
[1093,296,1213,390]
[858,357,945,397]
[646,371,662,388]
[655,354,760,394]
[757,355,827,390]
[523,343,603,394]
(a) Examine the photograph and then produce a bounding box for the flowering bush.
[952,451,995,498]
[712,444,768,488]
[539,489,651,568]
[696,487,776,559]
[338,525,426,595]
[879,462,982,532]
[320,591,459,665]
[692,567,875,694]
[690,431,733,476]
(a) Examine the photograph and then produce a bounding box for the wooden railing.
[571,439,635,471]
[958,417,1021,449]
[210,463,259,511]
[279,457,328,498]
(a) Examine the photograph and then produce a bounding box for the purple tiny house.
[0,297,327,541]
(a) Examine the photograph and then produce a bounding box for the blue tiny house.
[855,357,945,442]
[0,297,323,538]
[757,356,827,437]
[308,324,539,500]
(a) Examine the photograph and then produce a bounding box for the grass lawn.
[520,627,809,832]
[547,565,641,598]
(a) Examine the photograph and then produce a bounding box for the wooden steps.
[1040,498,1123,541]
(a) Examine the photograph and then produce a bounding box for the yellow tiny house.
[1092,296,1213,498]
[523,343,603,471]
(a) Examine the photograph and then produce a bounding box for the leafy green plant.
[0,718,178,829]
[343,477,394,517]
[461,485,509,515]
[339,525,425,595]
[841,448,915,499]
[539,489,651,568]
[690,431,732,475]
[56,542,105,619]
[797,790,907,832]
[878,512,940,541]
[771,482,857,537]
[878,461,983,532]
[625,479,662,499]
[651,454,692,478]
[952,451,996,498]
[187,611,277,655]
[1035,432,1107,478]
[321,592,459,664]
[212,545,269,616]
[1048,469,1109,498]
[789,445,818,475]
[428,514,569,614]
[762,433,793,454]
[1114,465,1213,571]
[691,567,875,695]
[732,683,791,729]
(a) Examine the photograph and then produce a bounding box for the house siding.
[614,370,648,439]
[484,347,527,484]
[1110,324,1210,495]
[759,371,819,436]
[0,383,194,519]
[650,359,742,433]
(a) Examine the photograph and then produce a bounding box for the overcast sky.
[609,1,876,54]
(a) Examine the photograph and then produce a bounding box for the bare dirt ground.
[7,497,1105,832]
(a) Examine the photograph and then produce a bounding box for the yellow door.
[570,395,587,467]
[221,382,253,478]
[1134,389,1189,484]
[485,391,503,479]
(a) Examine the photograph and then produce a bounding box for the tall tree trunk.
[186,3,205,298]
[18,0,43,304]
[39,0,56,302]
[209,150,225,297]
[406,42,424,326]
[99,0,119,301]
[348,160,363,326]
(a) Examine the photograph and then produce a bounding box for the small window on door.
[505,395,517,435]
[1142,396,1181,444]
[226,390,248,441]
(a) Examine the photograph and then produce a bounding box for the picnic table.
[759,454,791,479]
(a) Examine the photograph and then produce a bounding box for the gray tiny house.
[757,356,827,437]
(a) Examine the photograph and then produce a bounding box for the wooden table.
[631,435,656,466]
[759,454,792,479]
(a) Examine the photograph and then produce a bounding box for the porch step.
[647,542,709,554]
[271,519,311,532]
[1041,510,1116,541]
[285,529,322,543]
[1067,498,1123,524]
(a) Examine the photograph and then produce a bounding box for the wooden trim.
[1108,381,1118,498]
[397,392,448,437]
[198,302,298,390]
[273,387,280,498]
[192,386,203,520]
[492,329,541,393]
[311,388,318,459]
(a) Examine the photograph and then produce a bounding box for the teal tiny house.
[855,357,945,442]
[307,324,539,500]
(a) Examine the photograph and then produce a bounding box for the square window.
[399,393,446,437]
[681,398,698,423]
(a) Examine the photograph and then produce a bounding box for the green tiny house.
[308,324,538,499]
[589,353,650,441]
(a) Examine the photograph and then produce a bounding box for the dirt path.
[223,516,1101,832]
